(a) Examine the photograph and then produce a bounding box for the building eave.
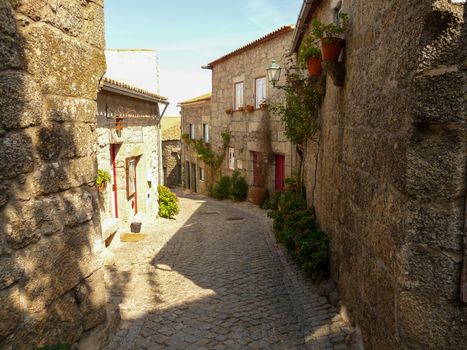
[102,77,169,105]
[290,0,323,54]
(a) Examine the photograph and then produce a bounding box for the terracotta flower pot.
[246,105,255,112]
[237,106,244,112]
[306,56,323,77]
[225,108,233,114]
[248,186,268,206]
[259,103,267,111]
[98,182,107,193]
[320,37,345,61]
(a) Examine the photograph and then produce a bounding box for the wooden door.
[275,154,285,191]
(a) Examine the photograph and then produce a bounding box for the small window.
[228,147,235,170]
[203,123,209,143]
[234,82,244,110]
[199,167,205,181]
[189,124,195,139]
[255,77,267,109]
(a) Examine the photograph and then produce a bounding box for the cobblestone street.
[104,193,353,350]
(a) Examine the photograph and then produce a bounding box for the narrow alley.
[104,194,353,350]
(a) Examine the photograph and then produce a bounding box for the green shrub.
[158,185,179,219]
[269,178,329,280]
[262,191,282,210]
[230,170,248,201]
[211,175,231,199]
[37,345,70,350]
[96,169,111,186]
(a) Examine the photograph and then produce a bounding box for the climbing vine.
[182,131,231,174]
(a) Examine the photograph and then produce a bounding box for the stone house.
[291,0,466,349]
[96,77,168,242]
[161,117,181,188]
[204,26,296,197]
[179,93,212,194]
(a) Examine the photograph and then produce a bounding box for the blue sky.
[104,0,303,115]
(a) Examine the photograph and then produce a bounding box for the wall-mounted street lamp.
[266,60,282,88]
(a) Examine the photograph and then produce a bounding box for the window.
[228,147,235,170]
[199,167,205,181]
[255,77,267,109]
[234,82,244,110]
[203,123,209,143]
[189,124,195,139]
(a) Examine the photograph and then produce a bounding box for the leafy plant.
[230,170,248,201]
[210,175,231,199]
[181,133,190,144]
[158,185,179,219]
[311,12,348,41]
[262,191,283,210]
[268,178,329,280]
[96,169,111,186]
[37,345,70,350]
[269,72,320,145]
[298,34,321,69]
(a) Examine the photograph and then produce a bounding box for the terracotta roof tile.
[103,77,168,102]
[178,92,212,106]
[206,25,294,67]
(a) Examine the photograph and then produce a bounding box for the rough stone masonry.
[0,0,114,348]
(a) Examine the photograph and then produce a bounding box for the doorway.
[191,163,197,192]
[275,154,285,191]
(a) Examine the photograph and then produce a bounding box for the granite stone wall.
[0,0,113,348]
[162,140,181,188]
[302,1,466,348]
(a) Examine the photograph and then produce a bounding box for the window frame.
[199,167,205,182]
[202,123,209,143]
[234,82,244,111]
[254,76,267,109]
[189,124,195,140]
[228,147,235,170]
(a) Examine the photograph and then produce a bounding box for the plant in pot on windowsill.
[311,12,348,61]
[237,106,244,112]
[225,108,233,115]
[299,34,322,77]
[259,100,268,111]
[246,104,255,113]
[96,169,111,193]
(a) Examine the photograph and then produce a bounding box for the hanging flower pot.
[246,105,255,113]
[320,37,345,61]
[306,56,323,77]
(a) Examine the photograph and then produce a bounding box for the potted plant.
[259,101,268,111]
[225,108,233,114]
[299,34,322,77]
[96,169,111,192]
[246,104,255,112]
[237,106,244,112]
[311,12,348,61]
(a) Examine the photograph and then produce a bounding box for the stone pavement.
[104,193,354,350]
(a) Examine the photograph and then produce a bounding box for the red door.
[275,154,285,191]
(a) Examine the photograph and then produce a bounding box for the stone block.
[412,71,465,124]
[78,269,107,331]
[45,95,97,123]
[33,156,97,195]
[4,292,84,349]
[0,257,22,289]
[406,200,464,251]
[398,291,463,349]
[37,123,95,161]
[21,23,105,99]
[399,243,461,301]
[405,126,465,200]
[16,221,104,313]
[0,131,33,180]
[0,286,22,342]
[0,71,43,130]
